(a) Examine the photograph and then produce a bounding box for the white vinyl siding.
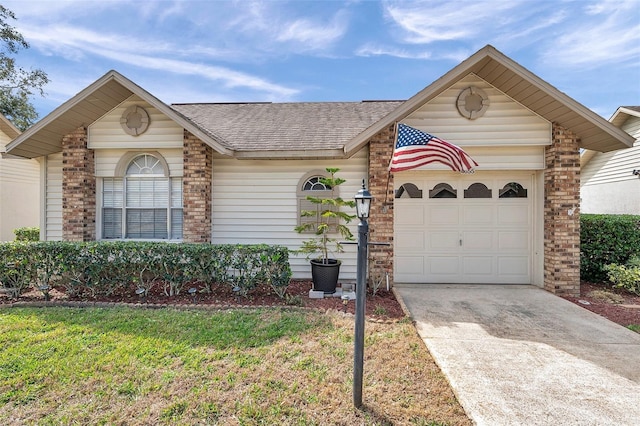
[580,115,640,214]
[397,74,551,172]
[88,95,183,150]
[0,140,40,241]
[44,153,63,241]
[211,149,368,281]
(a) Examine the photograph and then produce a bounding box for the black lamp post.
[353,180,372,408]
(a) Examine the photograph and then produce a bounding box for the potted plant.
[295,168,356,293]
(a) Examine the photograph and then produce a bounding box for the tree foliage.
[0,6,48,131]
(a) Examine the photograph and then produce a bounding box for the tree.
[0,5,48,131]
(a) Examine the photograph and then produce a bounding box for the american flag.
[389,123,478,173]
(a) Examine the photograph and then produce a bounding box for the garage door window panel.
[499,182,528,198]
[464,183,492,198]
[429,183,457,198]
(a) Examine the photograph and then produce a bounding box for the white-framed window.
[102,153,183,240]
[296,171,337,232]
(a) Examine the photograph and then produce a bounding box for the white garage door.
[394,172,533,284]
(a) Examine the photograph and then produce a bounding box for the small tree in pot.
[295,168,356,293]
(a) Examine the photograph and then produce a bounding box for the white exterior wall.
[0,130,40,241]
[581,116,640,214]
[43,153,63,241]
[403,73,549,171]
[88,95,183,150]
[211,149,368,281]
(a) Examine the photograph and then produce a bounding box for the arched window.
[102,153,182,240]
[297,171,336,231]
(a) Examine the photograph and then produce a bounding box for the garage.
[394,171,536,284]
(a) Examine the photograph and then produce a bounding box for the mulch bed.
[562,281,640,327]
[0,280,407,321]
[3,280,639,327]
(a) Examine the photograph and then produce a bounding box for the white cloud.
[383,1,520,44]
[356,44,432,59]
[541,0,640,68]
[20,24,299,100]
[276,14,348,50]
[224,1,349,53]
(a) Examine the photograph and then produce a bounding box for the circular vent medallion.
[456,86,490,120]
[120,105,150,136]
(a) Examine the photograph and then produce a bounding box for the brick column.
[367,124,396,285]
[544,124,581,296]
[183,131,213,243]
[62,127,96,241]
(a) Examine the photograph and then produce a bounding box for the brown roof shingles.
[170,101,403,152]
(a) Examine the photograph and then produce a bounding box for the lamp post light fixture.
[353,180,372,408]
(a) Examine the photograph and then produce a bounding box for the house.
[581,106,640,214]
[5,45,634,297]
[0,114,39,241]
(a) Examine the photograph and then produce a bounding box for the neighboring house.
[0,114,39,241]
[5,45,634,297]
[581,106,640,214]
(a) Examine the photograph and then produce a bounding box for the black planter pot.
[310,258,341,294]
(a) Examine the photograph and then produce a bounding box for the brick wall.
[62,127,96,241]
[367,124,396,284]
[544,124,581,296]
[183,131,213,243]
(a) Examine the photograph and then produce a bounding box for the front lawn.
[0,307,470,425]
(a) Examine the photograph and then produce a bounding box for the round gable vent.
[120,105,150,136]
[456,86,490,120]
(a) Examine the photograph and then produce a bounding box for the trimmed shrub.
[581,214,640,282]
[0,241,292,299]
[13,227,39,242]
[603,263,640,296]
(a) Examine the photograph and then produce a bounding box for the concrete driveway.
[393,284,640,426]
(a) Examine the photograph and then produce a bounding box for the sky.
[4,0,640,122]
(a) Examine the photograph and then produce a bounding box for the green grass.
[0,307,470,425]
[628,324,640,333]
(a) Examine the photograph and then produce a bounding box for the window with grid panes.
[296,173,338,232]
[102,154,183,240]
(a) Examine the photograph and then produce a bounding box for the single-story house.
[6,45,634,297]
[0,114,39,241]
[581,106,640,214]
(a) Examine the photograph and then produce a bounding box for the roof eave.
[6,70,233,158]
[0,114,20,139]
[233,149,347,160]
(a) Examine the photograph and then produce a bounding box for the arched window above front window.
[303,176,331,191]
[126,154,165,176]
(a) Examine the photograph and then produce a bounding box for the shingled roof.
[170,101,403,157]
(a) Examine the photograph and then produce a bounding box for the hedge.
[581,214,640,282]
[0,241,291,300]
[13,227,39,242]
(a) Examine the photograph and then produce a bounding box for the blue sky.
[4,0,640,121]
